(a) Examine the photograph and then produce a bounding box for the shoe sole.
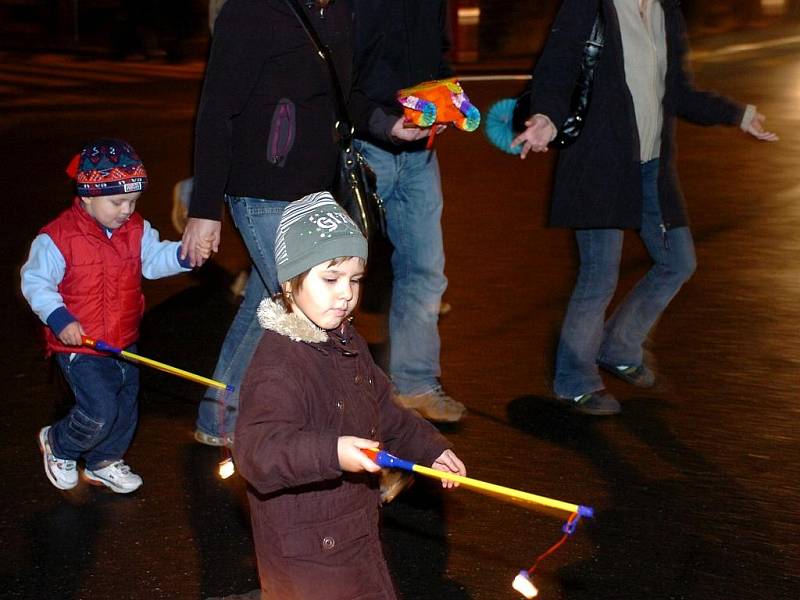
[557,397,621,416]
[415,409,466,423]
[194,430,234,448]
[598,362,656,388]
[400,401,467,423]
[574,406,621,416]
[38,427,77,490]
[82,470,142,494]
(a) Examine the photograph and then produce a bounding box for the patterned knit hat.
[275,192,367,283]
[66,138,148,197]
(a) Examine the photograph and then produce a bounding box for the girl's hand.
[338,436,382,473]
[744,112,779,142]
[431,449,466,489]
[58,321,86,346]
[511,114,557,159]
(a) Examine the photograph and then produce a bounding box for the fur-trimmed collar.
[256,298,329,344]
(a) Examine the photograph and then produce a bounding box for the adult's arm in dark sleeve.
[190,3,270,220]
[349,21,398,143]
[437,0,455,79]
[669,10,744,126]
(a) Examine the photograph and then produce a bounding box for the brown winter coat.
[235,299,450,599]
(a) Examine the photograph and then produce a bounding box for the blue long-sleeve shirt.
[21,220,191,335]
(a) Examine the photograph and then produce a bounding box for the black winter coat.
[529,0,745,230]
[190,0,384,220]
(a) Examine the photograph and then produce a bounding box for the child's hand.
[195,237,215,261]
[337,436,382,473]
[58,322,86,346]
[431,449,466,490]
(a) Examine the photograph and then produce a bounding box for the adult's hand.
[744,112,779,142]
[181,218,221,268]
[511,114,557,159]
[390,118,446,143]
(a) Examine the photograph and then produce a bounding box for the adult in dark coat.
[513,0,777,414]
[182,0,432,447]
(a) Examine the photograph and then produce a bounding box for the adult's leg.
[357,141,447,395]
[553,229,623,398]
[196,197,289,440]
[599,160,697,367]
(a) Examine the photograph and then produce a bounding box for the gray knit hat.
[275,192,368,283]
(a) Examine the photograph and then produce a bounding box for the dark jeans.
[554,159,697,398]
[51,350,139,470]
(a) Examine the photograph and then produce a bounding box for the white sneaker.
[38,426,78,490]
[83,460,143,493]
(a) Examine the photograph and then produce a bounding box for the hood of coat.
[256,298,329,344]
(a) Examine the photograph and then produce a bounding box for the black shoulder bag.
[514,9,605,149]
[283,0,387,241]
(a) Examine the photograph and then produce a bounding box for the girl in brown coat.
[235,192,466,599]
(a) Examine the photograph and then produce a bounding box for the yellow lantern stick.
[362,448,592,518]
[362,448,593,599]
[82,336,233,392]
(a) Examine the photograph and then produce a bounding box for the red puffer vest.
[41,198,144,356]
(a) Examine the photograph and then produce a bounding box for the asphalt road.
[1,24,799,600]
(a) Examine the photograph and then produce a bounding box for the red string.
[528,512,579,575]
[425,126,437,150]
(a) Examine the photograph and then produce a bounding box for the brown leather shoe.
[379,468,413,504]
[394,386,466,423]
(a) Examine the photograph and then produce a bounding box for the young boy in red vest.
[21,139,210,493]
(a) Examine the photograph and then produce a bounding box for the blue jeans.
[196,196,289,437]
[553,159,697,398]
[355,140,448,395]
[52,349,140,470]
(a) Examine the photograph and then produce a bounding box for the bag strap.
[282,0,353,145]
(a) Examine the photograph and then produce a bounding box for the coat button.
[354,375,363,384]
[322,536,335,551]
[369,427,376,437]
[336,400,343,411]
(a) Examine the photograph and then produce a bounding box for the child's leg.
[82,357,139,470]
[51,352,135,466]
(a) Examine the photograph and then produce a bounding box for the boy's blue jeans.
[196,196,288,438]
[553,159,697,398]
[355,140,448,396]
[52,349,139,470]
